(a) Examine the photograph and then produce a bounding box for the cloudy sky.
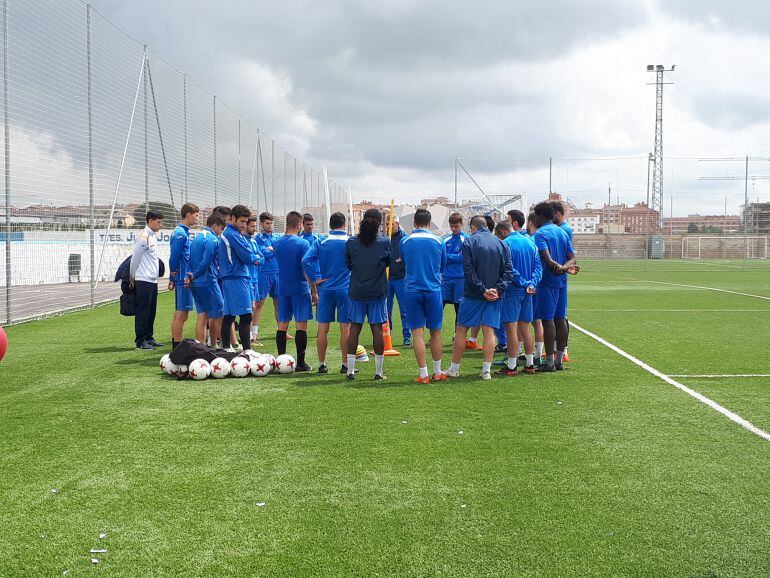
[87,0,770,215]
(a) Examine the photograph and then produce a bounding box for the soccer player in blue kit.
[300,213,322,249]
[253,212,281,344]
[186,212,226,347]
[273,211,314,372]
[441,213,468,323]
[169,203,199,349]
[551,200,575,362]
[302,212,351,374]
[532,201,577,372]
[401,209,447,383]
[245,216,264,346]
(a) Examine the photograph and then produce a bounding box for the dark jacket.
[388,228,407,280]
[345,234,392,301]
[462,227,517,299]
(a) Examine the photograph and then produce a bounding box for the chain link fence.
[0,0,350,324]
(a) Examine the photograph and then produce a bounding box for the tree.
[131,201,180,226]
[687,223,699,233]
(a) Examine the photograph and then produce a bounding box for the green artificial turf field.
[1,261,769,576]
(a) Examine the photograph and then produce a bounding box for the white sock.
[518,343,524,355]
[469,337,477,343]
[507,356,517,370]
[535,342,544,358]
[254,325,259,336]
[419,366,429,378]
[525,353,534,366]
[375,354,384,376]
[433,360,442,374]
[482,361,492,374]
[553,341,558,354]
[449,362,460,373]
[564,346,569,355]
[346,354,356,375]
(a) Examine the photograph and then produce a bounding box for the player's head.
[302,213,314,234]
[259,211,274,233]
[494,221,512,240]
[484,215,495,232]
[413,209,431,229]
[507,209,525,231]
[230,205,251,233]
[285,210,303,234]
[212,205,231,219]
[207,212,226,235]
[390,215,400,234]
[180,203,200,226]
[533,201,554,228]
[329,212,346,231]
[526,212,537,234]
[469,215,487,233]
[146,210,163,232]
[551,200,566,224]
[359,208,383,246]
[246,216,257,236]
[449,213,463,235]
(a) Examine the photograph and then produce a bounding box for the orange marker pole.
[379,198,400,356]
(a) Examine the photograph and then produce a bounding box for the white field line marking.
[570,321,770,442]
[570,309,770,312]
[669,374,770,379]
[644,281,770,301]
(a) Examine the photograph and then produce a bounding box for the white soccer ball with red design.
[262,354,276,370]
[250,355,272,377]
[188,359,211,381]
[275,354,296,374]
[176,364,189,378]
[209,357,231,379]
[230,356,251,378]
[159,354,178,375]
[243,349,260,362]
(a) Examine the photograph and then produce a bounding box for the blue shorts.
[258,271,279,300]
[535,285,568,321]
[191,283,224,318]
[317,289,349,323]
[457,297,501,329]
[441,278,464,304]
[250,280,259,302]
[221,277,253,317]
[349,298,388,325]
[174,281,193,311]
[405,290,444,330]
[501,292,534,324]
[277,292,314,322]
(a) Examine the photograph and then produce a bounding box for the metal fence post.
[213,95,217,206]
[183,73,187,204]
[2,0,9,324]
[143,47,148,214]
[87,4,95,306]
[237,118,241,203]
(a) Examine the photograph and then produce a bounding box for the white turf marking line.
[644,281,770,301]
[569,321,770,443]
[571,309,770,312]
[669,374,770,379]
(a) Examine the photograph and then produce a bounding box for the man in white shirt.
[129,210,164,349]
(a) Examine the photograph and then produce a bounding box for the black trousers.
[134,280,158,345]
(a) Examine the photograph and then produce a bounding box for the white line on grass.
[569,321,770,443]
[644,281,770,301]
[668,374,770,379]
[570,309,770,312]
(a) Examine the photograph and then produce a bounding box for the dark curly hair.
[359,208,383,247]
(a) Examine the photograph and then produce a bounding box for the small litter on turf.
[99,533,107,539]
[401,420,408,424]
[460,504,467,508]
[256,502,266,507]
[556,401,563,405]
[457,430,464,435]
[51,488,59,494]
[62,570,70,575]
[90,559,99,564]
[90,549,108,554]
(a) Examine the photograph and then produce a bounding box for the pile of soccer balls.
[159,350,296,381]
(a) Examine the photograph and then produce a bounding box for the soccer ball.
[188,359,211,381]
[250,355,272,376]
[230,356,251,378]
[262,354,276,370]
[275,354,296,374]
[176,364,189,378]
[209,357,231,379]
[159,354,178,375]
[242,349,260,362]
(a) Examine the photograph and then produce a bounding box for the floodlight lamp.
[656,64,664,71]
[646,65,654,71]
[671,64,676,71]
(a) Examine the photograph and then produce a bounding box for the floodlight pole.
[3,0,10,323]
[648,65,675,230]
[454,157,458,206]
[87,4,94,308]
[322,166,331,228]
[744,154,749,258]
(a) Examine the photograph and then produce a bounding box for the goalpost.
[681,236,769,260]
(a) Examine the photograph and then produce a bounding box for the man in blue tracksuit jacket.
[169,202,199,349]
[300,213,323,249]
[187,212,226,347]
[245,217,265,343]
[495,221,542,376]
[302,212,351,375]
[387,217,411,346]
[447,215,518,380]
[219,205,261,351]
[254,211,281,342]
[551,200,574,363]
[401,209,447,383]
[442,213,468,321]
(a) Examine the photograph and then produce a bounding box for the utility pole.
[647,64,675,229]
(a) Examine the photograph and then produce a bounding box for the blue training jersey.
[189,227,220,286]
[299,231,322,250]
[503,232,542,293]
[255,231,280,273]
[169,223,191,283]
[302,230,350,292]
[218,223,256,279]
[401,229,446,293]
[247,234,263,281]
[558,221,574,242]
[274,234,311,296]
[533,223,574,289]
[442,231,468,280]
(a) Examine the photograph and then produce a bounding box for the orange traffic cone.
[372,322,401,356]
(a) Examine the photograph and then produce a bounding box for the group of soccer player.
[166,198,577,382]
